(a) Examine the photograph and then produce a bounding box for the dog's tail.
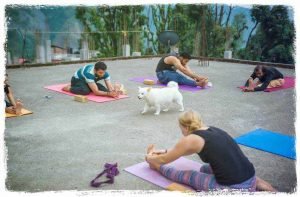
[167,81,179,88]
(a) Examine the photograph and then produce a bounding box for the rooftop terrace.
[4,58,296,193]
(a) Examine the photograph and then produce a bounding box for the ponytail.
[178,110,204,134]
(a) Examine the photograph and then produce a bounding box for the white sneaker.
[207,82,213,87]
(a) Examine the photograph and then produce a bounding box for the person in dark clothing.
[155,52,210,88]
[4,74,23,115]
[243,65,285,92]
[145,110,277,192]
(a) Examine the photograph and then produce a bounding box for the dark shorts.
[70,76,108,95]
[5,100,13,108]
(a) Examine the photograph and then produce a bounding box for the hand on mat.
[242,87,254,92]
[107,91,119,98]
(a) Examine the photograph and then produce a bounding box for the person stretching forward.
[145,110,277,192]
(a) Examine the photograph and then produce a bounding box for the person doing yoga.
[4,74,23,116]
[243,65,284,92]
[145,110,277,192]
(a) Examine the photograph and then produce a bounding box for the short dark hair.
[254,65,266,73]
[179,52,191,60]
[94,61,107,71]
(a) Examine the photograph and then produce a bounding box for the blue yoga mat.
[235,128,296,160]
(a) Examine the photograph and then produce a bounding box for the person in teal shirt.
[63,61,118,98]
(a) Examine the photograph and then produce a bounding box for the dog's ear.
[147,87,152,92]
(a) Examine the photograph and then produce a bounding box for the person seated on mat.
[145,110,277,192]
[4,74,23,116]
[62,61,119,98]
[243,65,284,92]
[156,52,210,88]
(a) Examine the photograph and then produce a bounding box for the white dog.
[138,81,184,115]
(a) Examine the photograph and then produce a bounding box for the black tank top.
[155,55,177,72]
[193,127,255,185]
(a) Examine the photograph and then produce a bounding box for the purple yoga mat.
[239,76,295,92]
[129,76,210,92]
[124,157,202,190]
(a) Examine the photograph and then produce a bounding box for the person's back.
[259,66,283,82]
[193,126,255,185]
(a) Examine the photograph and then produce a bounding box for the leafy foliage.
[5,4,295,64]
[238,5,295,64]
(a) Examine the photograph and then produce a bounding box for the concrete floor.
[4,58,296,193]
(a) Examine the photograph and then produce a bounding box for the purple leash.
[90,163,119,187]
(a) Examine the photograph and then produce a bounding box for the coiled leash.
[90,163,119,187]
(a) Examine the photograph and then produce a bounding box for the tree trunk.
[246,21,258,48]
[218,5,224,26]
[215,4,218,24]
[193,22,200,56]
[225,5,234,27]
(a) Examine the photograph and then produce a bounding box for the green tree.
[76,5,146,57]
[241,5,295,64]
[145,5,174,54]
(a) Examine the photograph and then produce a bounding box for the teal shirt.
[74,64,110,83]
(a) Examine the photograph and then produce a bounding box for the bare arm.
[87,82,109,96]
[164,56,199,79]
[146,135,205,166]
[183,64,193,73]
[104,80,114,92]
[7,87,16,106]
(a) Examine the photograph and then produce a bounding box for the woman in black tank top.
[145,110,276,192]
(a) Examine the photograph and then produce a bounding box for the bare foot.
[114,82,121,92]
[119,84,127,95]
[256,177,277,192]
[196,80,208,88]
[62,84,71,92]
[147,144,155,155]
[15,100,23,116]
[145,154,161,171]
[5,106,16,114]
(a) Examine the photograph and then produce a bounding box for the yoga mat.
[44,83,129,103]
[124,157,201,191]
[6,108,33,118]
[129,76,210,92]
[235,128,296,160]
[239,76,295,92]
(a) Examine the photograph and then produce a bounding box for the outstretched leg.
[199,164,213,174]
[159,165,222,191]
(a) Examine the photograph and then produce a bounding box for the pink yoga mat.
[239,76,295,92]
[124,157,202,191]
[264,76,295,92]
[129,76,211,92]
[44,83,129,103]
